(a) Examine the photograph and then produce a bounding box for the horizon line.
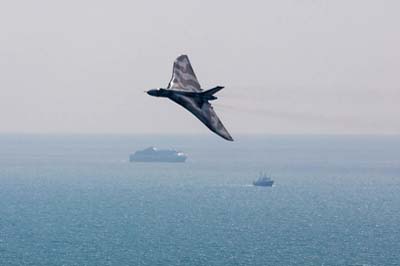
[0,132,399,137]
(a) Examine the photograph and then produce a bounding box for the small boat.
[253,173,274,187]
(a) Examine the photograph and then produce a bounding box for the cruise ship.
[129,147,187,162]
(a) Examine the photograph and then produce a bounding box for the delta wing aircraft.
[147,55,233,141]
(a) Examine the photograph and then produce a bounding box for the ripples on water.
[0,135,399,265]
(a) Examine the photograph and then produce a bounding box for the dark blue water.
[0,135,399,265]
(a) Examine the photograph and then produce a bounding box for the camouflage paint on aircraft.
[147,55,233,141]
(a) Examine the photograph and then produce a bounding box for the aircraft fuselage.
[147,88,217,102]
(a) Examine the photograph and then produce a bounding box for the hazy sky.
[0,0,399,135]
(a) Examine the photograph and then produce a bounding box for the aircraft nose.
[147,89,158,97]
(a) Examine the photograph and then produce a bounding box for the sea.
[0,134,399,266]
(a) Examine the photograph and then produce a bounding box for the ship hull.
[129,156,187,163]
[253,181,274,187]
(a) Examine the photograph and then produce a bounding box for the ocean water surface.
[0,135,399,265]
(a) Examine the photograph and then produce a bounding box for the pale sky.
[0,0,399,135]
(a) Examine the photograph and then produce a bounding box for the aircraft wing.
[168,94,233,141]
[167,55,203,92]
[199,102,233,141]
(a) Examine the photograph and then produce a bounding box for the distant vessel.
[129,147,187,162]
[253,173,274,187]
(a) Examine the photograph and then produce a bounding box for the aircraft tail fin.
[201,86,224,100]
